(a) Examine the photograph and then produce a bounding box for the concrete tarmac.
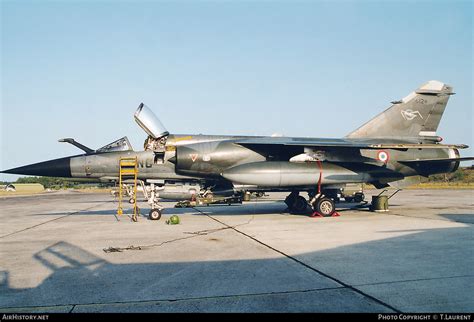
[0,189,472,313]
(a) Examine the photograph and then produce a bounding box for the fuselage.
[168,134,459,189]
[2,133,460,191]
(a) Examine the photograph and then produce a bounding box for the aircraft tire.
[292,196,308,213]
[354,193,365,203]
[149,208,162,221]
[284,192,298,209]
[315,197,336,217]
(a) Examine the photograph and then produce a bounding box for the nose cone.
[1,157,72,177]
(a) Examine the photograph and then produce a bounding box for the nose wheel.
[149,208,162,221]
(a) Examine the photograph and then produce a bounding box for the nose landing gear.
[149,208,162,221]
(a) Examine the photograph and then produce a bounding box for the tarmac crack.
[0,287,345,312]
[353,274,474,287]
[0,202,110,239]
[192,207,401,313]
[103,216,254,253]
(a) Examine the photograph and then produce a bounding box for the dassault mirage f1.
[3,80,473,219]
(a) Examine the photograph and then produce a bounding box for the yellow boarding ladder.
[117,157,139,222]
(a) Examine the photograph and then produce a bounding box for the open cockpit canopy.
[134,103,169,139]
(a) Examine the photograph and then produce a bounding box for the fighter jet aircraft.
[3,80,473,219]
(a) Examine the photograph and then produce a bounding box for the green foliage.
[428,167,473,183]
[15,177,80,189]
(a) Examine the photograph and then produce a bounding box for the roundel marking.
[377,150,389,163]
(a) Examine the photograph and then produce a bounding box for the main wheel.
[149,208,162,221]
[315,197,336,217]
[292,196,308,213]
[284,192,298,208]
[354,193,365,203]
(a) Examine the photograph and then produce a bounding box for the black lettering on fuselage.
[138,159,153,168]
[146,159,153,168]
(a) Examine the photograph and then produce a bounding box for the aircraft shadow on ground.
[25,198,474,223]
[26,200,374,218]
[0,224,473,313]
[439,213,474,224]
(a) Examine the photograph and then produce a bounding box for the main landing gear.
[309,193,336,217]
[284,191,308,213]
[285,191,337,217]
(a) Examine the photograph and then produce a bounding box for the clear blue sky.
[1,0,472,181]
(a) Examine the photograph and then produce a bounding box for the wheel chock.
[310,211,341,218]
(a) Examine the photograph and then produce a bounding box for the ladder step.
[118,157,139,221]
[120,169,137,175]
[120,162,137,167]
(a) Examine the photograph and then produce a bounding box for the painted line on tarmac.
[0,287,346,312]
[0,202,110,239]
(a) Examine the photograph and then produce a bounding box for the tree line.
[0,177,111,189]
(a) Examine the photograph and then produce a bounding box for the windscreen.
[97,137,133,153]
[134,103,169,139]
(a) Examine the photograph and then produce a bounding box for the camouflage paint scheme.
[3,80,473,200]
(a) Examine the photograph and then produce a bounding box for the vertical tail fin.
[346,80,454,139]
